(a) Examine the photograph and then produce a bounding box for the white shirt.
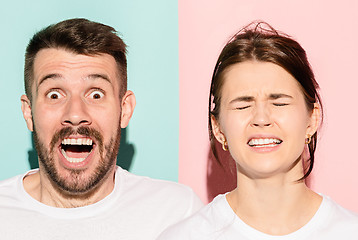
[158,193,358,240]
[0,166,203,240]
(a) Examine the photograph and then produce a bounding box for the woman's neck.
[227,173,322,236]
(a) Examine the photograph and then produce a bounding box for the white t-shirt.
[158,193,358,240]
[0,166,203,240]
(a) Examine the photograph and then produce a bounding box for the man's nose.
[61,96,91,127]
[250,104,272,128]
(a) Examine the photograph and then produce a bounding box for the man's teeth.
[61,138,92,145]
[61,149,86,163]
[248,138,282,147]
[60,138,93,163]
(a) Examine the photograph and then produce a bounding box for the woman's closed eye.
[273,102,289,106]
[235,105,251,110]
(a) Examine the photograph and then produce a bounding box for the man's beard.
[33,124,121,196]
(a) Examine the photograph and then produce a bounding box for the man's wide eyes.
[45,89,105,100]
[88,90,105,99]
[46,90,62,100]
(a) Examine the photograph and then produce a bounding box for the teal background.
[0,0,179,181]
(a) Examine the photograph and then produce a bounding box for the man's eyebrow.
[38,73,112,86]
[229,96,254,104]
[86,74,111,83]
[269,93,293,100]
[38,73,62,87]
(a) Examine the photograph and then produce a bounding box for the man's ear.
[120,90,136,128]
[21,95,33,132]
[306,103,321,136]
[211,115,226,145]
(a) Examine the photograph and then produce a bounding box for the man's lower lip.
[58,145,96,168]
[61,149,88,163]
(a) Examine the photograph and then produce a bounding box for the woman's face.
[212,61,319,179]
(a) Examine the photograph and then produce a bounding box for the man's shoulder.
[115,166,203,216]
[0,172,29,210]
[117,166,197,197]
[0,173,23,194]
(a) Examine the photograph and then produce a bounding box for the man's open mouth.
[60,137,94,163]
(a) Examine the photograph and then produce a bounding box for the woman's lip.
[248,143,281,153]
[247,135,282,143]
[246,135,283,149]
[246,134,282,153]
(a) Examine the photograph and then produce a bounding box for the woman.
[158,22,358,239]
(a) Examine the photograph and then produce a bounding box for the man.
[0,18,202,239]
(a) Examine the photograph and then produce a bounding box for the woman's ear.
[21,95,34,132]
[306,103,321,136]
[211,115,227,145]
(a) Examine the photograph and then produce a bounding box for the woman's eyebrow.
[229,96,254,104]
[229,94,293,104]
[269,93,293,100]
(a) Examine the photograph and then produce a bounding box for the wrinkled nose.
[250,104,272,128]
[61,96,91,127]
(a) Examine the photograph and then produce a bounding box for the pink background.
[178,0,358,212]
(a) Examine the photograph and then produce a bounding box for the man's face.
[21,48,134,195]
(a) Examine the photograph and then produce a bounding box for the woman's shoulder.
[319,194,358,234]
[157,194,235,240]
[323,195,358,221]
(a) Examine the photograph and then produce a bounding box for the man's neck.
[23,168,116,208]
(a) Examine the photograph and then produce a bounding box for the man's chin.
[34,124,121,199]
[48,167,109,196]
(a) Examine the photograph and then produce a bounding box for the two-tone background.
[1,0,357,212]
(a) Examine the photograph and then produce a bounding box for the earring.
[222,139,228,151]
[305,134,312,144]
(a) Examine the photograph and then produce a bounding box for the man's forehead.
[37,73,113,88]
[33,48,121,85]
